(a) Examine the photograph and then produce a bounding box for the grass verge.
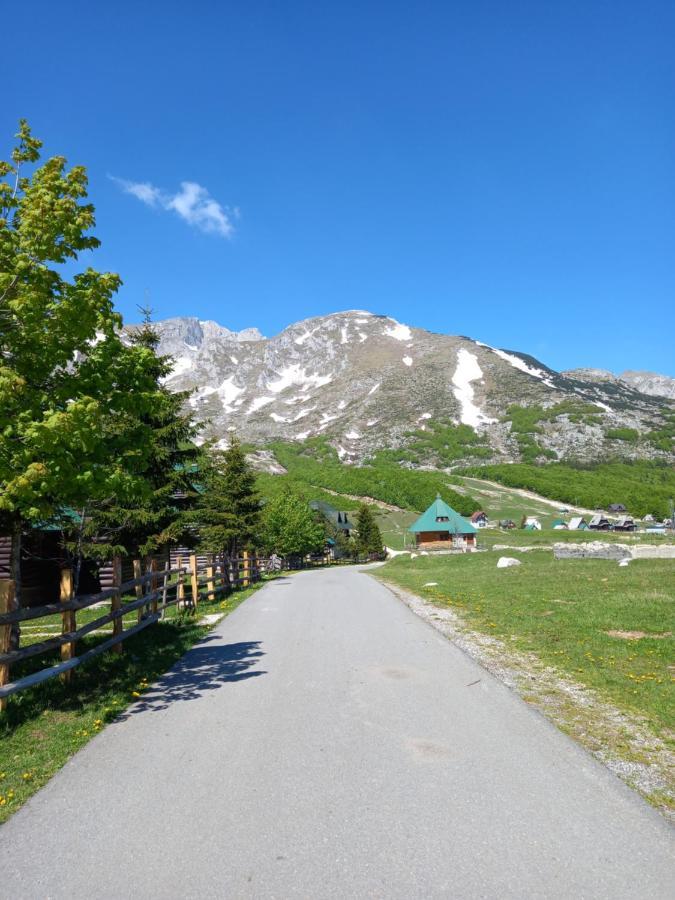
[376,552,674,813]
[0,579,269,823]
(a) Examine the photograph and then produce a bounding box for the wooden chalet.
[470,511,489,528]
[409,495,477,550]
[309,500,352,538]
[523,516,542,531]
[568,516,588,531]
[612,516,636,532]
[589,514,611,531]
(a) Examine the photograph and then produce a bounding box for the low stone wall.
[631,545,675,559]
[554,542,631,561]
[554,542,675,561]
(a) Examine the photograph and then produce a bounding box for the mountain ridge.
[125,311,674,466]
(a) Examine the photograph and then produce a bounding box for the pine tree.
[192,436,261,560]
[356,504,383,555]
[76,308,201,578]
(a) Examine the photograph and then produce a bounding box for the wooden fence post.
[133,559,144,623]
[150,558,158,615]
[190,554,199,608]
[0,580,15,712]
[160,560,169,617]
[206,565,215,602]
[242,550,250,588]
[176,556,185,610]
[60,569,75,683]
[111,555,123,653]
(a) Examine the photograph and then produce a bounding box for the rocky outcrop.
[619,371,675,401]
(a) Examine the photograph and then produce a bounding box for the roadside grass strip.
[377,553,674,814]
[0,580,270,823]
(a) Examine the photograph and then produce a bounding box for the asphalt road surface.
[1,566,673,899]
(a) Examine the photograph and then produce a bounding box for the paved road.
[1,567,673,899]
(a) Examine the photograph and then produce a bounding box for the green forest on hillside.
[267,439,479,514]
[462,461,675,518]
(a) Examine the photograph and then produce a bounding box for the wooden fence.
[0,551,262,709]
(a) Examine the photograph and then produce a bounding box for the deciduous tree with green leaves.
[262,488,325,558]
[0,121,165,604]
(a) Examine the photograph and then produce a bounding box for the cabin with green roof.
[409,494,477,550]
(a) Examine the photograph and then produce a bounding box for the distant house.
[409,494,477,550]
[613,515,636,532]
[309,500,352,538]
[499,519,516,529]
[608,503,627,513]
[589,514,611,531]
[470,511,489,528]
[568,516,589,531]
[552,519,568,530]
[523,516,542,531]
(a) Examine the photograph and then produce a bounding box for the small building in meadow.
[409,494,477,550]
[470,511,489,528]
[589,514,611,531]
[612,515,636,532]
[552,519,568,530]
[568,516,589,531]
[523,516,542,531]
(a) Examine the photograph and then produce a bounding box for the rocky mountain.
[564,367,675,400]
[126,311,673,465]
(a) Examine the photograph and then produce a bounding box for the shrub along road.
[1,567,673,898]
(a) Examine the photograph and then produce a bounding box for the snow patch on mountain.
[247,396,275,414]
[218,377,245,411]
[267,364,332,393]
[384,320,412,341]
[402,356,413,367]
[478,342,555,388]
[165,355,193,381]
[452,349,496,427]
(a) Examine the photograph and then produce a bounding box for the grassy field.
[473,528,671,550]
[0,579,270,823]
[377,553,675,739]
[373,508,417,549]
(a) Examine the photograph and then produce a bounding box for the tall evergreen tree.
[192,436,260,560]
[356,504,383,555]
[75,308,201,578]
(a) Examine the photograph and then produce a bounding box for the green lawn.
[0,579,269,823]
[474,528,670,550]
[377,553,675,737]
[374,508,417,550]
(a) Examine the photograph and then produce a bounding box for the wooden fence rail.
[0,553,263,709]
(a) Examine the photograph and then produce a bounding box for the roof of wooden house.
[410,495,477,535]
[309,500,352,531]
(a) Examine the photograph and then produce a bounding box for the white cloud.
[109,175,235,238]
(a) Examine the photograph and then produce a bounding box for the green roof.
[409,495,477,535]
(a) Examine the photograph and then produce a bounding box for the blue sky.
[3,1,674,374]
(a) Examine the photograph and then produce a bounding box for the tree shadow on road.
[117,639,266,717]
